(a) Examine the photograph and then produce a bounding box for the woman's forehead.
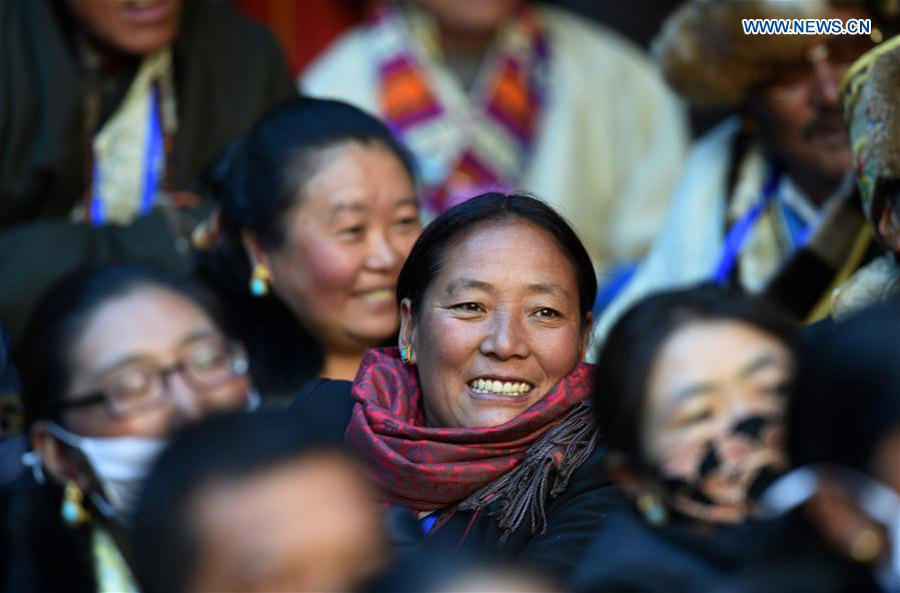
[434,220,577,288]
[657,322,787,376]
[646,321,792,411]
[296,143,412,209]
[71,286,216,374]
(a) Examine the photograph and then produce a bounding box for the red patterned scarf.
[345,348,597,541]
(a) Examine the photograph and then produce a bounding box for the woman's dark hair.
[14,265,222,428]
[131,411,346,593]
[592,284,796,468]
[789,300,900,475]
[200,97,416,395]
[396,192,597,324]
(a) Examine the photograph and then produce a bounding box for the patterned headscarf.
[841,34,900,228]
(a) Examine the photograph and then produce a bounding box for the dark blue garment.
[569,502,879,593]
[0,322,25,486]
[0,323,17,403]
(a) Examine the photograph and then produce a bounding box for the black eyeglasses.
[58,338,250,418]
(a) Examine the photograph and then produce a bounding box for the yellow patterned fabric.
[728,144,781,292]
[92,526,139,593]
[86,48,177,225]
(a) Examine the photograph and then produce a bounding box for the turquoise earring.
[637,493,668,527]
[61,481,90,528]
[249,263,270,297]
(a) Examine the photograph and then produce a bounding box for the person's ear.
[578,312,594,361]
[398,298,417,364]
[241,230,273,277]
[877,203,900,254]
[31,422,88,490]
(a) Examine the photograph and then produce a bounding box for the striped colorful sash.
[371,6,549,214]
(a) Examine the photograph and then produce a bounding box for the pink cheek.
[399,234,420,260]
[653,429,711,473]
[538,330,583,372]
[302,241,362,293]
[658,437,707,477]
[109,406,176,439]
[427,318,481,363]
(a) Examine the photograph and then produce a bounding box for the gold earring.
[249,263,270,297]
[61,481,90,528]
[850,527,883,563]
[401,345,413,365]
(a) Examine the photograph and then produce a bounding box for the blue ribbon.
[713,164,783,285]
[779,198,813,248]
[88,84,164,226]
[420,514,438,534]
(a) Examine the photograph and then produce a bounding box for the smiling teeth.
[469,379,533,395]
[361,289,393,301]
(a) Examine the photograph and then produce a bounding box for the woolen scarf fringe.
[457,400,598,546]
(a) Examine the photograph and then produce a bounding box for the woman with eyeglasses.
[1,265,254,593]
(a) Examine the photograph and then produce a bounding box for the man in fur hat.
[830,34,900,318]
[592,0,881,343]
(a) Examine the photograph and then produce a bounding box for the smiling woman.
[399,215,589,429]
[291,193,617,578]
[198,98,421,398]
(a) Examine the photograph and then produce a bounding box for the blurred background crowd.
[3,0,900,591]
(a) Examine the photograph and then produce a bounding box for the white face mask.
[47,423,167,522]
[30,389,258,520]
[762,465,900,592]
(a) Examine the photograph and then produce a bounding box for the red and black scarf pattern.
[345,348,597,538]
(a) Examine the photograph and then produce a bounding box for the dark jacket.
[1,472,98,593]
[0,324,23,488]
[0,0,296,341]
[569,503,880,593]
[290,378,620,579]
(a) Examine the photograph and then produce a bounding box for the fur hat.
[841,34,900,226]
[654,0,835,107]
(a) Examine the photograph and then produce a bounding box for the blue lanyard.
[420,513,438,534]
[779,199,813,248]
[713,164,782,284]
[89,84,164,225]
